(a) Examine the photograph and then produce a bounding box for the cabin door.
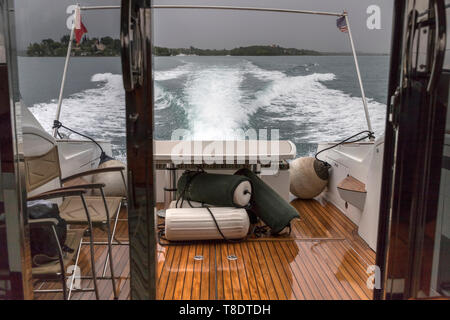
[376,0,449,299]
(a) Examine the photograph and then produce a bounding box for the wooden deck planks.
[191,244,204,299]
[156,199,375,301]
[294,241,343,300]
[239,242,269,300]
[34,199,375,300]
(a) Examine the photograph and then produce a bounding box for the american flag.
[336,16,348,33]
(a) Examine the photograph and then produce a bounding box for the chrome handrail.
[80,5,344,16]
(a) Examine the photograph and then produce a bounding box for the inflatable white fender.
[289,157,329,199]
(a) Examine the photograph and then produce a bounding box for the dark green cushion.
[177,171,251,207]
[235,168,300,234]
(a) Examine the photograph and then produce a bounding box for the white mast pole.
[344,13,374,137]
[53,5,79,137]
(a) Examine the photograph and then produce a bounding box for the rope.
[315,130,375,166]
[159,167,295,245]
[53,120,106,156]
[180,169,244,243]
[159,169,252,245]
[204,206,241,243]
[252,225,270,238]
[175,168,205,209]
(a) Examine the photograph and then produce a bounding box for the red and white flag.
[74,7,87,44]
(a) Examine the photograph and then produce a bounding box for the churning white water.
[28,56,388,158]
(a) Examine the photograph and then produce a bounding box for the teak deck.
[33,199,375,300]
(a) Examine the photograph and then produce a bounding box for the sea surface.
[18,56,389,161]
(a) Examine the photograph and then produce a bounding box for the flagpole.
[344,13,374,137]
[53,6,78,137]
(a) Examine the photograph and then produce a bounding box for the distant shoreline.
[20,52,389,57]
[24,39,389,57]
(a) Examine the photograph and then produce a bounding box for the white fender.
[289,157,329,199]
[165,207,250,241]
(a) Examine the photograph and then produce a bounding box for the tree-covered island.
[26,37,323,57]
[27,36,121,57]
[153,45,321,56]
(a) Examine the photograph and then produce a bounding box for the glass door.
[376,0,449,299]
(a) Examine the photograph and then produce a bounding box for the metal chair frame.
[29,191,97,300]
[25,146,128,300]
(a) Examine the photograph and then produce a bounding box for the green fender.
[177,171,252,207]
[235,168,300,234]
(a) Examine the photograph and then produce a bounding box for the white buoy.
[289,157,329,199]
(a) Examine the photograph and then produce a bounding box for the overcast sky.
[13,0,393,53]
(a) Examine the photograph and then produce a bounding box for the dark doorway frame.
[121,0,157,300]
[375,0,448,300]
[0,0,33,300]
[374,0,406,300]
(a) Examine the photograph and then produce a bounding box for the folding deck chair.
[24,146,126,299]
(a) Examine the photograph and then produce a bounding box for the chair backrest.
[24,146,62,193]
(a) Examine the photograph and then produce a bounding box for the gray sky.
[14,0,393,53]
